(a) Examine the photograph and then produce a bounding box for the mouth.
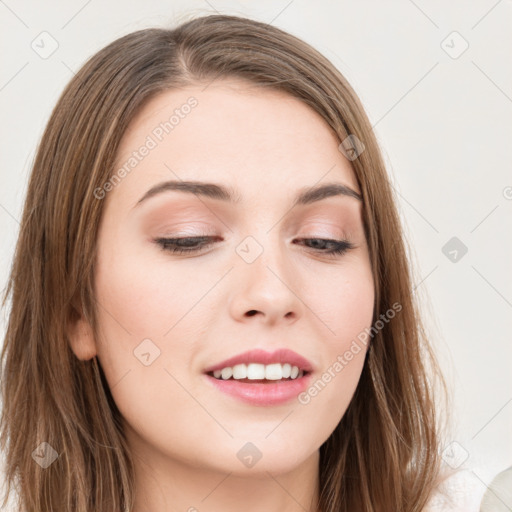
[203,349,313,406]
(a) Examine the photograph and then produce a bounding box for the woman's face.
[72,79,374,477]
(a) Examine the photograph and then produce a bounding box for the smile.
[203,349,313,406]
[208,362,307,381]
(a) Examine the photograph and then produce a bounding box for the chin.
[207,438,318,476]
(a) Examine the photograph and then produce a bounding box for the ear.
[67,305,97,361]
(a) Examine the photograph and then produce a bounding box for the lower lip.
[204,373,312,406]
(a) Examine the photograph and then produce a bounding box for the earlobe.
[67,309,97,361]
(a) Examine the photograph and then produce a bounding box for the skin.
[68,79,375,512]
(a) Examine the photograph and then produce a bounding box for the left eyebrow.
[133,179,362,209]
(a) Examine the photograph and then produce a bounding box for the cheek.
[92,248,208,442]
[91,242,207,399]
[95,245,206,339]
[299,259,374,412]
[305,258,375,341]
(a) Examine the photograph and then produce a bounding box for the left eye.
[154,236,354,257]
[295,237,354,256]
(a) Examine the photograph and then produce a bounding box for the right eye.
[154,236,218,255]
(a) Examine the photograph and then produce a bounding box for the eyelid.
[296,228,349,242]
[155,224,216,236]
[297,218,350,234]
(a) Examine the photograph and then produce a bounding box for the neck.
[129,444,320,512]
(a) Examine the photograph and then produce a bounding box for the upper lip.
[204,348,313,374]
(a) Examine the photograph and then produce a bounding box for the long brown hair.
[1,13,450,512]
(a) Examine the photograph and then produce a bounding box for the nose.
[228,238,304,326]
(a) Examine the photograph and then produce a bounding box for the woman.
[0,13,453,512]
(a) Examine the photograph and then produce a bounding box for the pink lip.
[203,348,314,407]
[205,373,312,406]
[203,348,313,374]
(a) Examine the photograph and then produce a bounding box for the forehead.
[110,80,359,210]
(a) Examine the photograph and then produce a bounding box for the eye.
[294,238,355,257]
[154,236,354,257]
[154,236,218,255]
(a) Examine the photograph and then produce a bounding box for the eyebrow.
[133,179,362,209]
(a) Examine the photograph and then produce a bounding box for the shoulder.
[422,467,484,512]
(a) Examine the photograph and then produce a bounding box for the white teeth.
[221,367,233,380]
[232,364,247,379]
[210,363,304,381]
[247,363,265,380]
[265,363,282,380]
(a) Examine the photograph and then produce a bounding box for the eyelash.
[154,236,354,258]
